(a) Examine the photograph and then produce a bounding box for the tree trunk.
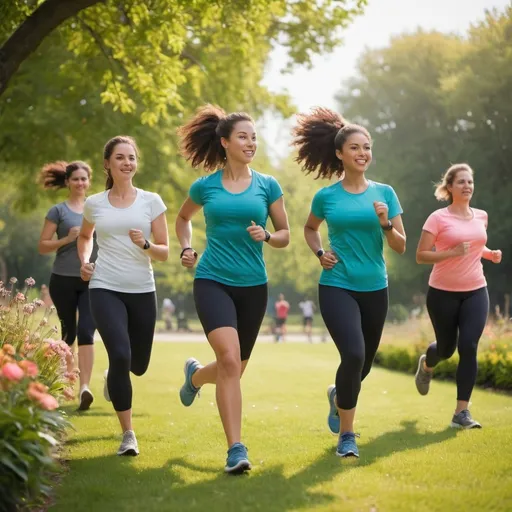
[0,0,103,97]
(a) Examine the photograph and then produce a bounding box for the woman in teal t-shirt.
[175,104,290,474]
[292,107,406,459]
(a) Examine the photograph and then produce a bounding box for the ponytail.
[39,161,91,190]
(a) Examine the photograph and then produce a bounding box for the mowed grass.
[53,341,512,512]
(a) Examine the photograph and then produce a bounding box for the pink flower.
[38,393,59,410]
[64,371,78,383]
[9,277,17,284]
[63,387,75,401]
[23,304,35,315]
[33,299,45,308]
[1,362,24,381]
[18,360,38,377]
[28,381,48,399]
[25,277,36,287]
[14,292,25,303]
[39,317,48,326]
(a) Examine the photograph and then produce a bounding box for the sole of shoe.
[77,389,94,411]
[450,421,482,430]
[336,450,359,458]
[327,385,339,436]
[414,355,429,396]
[117,448,139,456]
[180,358,200,407]
[224,460,252,474]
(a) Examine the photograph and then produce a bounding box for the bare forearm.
[267,229,290,248]
[384,229,406,255]
[77,235,93,264]
[146,243,169,262]
[304,226,323,254]
[38,238,69,254]
[176,216,193,249]
[482,246,492,260]
[416,249,456,264]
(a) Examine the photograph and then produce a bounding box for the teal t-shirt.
[311,180,403,292]
[189,169,283,286]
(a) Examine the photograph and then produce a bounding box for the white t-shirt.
[83,188,167,293]
[299,300,314,318]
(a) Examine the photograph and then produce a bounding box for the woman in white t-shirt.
[77,135,169,456]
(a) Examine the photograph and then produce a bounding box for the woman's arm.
[77,219,95,265]
[247,197,290,248]
[383,215,406,255]
[416,230,468,264]
[175,197,202,268]
[304,212,338,269]
[38,220,79,254]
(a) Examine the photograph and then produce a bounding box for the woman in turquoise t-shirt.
[292,107,406,458]
[175,104,290,474]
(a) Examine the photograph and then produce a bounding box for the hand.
[128,229,145,249]
[452,242,470,257]
[181,248,198,268]
[247,220,266,242]
[80,262,95,282]
[373,201,389,226]
[66,226,80,243]
[319,250,338,270]
[491,249,502,264]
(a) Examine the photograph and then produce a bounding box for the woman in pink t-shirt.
[415,163,502,429]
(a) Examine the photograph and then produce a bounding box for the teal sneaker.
[225,442,251,474]
[327,384,340,435]
[179,357,202,407]
[336,432,359,458]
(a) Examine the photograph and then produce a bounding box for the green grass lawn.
[53,341,512,512]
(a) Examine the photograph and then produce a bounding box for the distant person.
[415,163,502,429]
[298,297,315,342]
[293,107,406,458]
[78,135,168,456]
[274,293,290,342]
[37,160,98,411]
[162,297,175,331]
[175,105,290,474]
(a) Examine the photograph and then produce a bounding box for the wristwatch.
[143,240,150,250]
[316,249,325,258]
[264,230,271,242]
[381,220,393,231]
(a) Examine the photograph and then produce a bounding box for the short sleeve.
[386,186,403,219]
[267,175,283,204]
[150,193,167,221]
[422,212,439,237]
[45,205,60,225]
[311,189,325,220]
[83,198,94,223]
[189,178,204,206]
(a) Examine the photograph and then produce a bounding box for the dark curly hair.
[39,161,92,190]
[177,104,254,172]
[292,107,371,179]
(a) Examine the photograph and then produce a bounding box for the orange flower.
[27,381,49,401]
[18,360,38,377]
[2,344,15,356]
[38,394,59,411]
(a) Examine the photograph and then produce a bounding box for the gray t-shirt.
[46,202,97,277]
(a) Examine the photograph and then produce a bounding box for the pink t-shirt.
[275,301,290,319]
[423,207,488,292]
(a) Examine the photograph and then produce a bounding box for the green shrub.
[375,340,512,391]
[0,277,74,511]
[387,304,409,325]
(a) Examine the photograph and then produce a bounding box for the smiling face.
[66,168,90,196]
[335,131,372,174]
[448,170,474,203]
[104,143,138,185]
[221,120,257,165]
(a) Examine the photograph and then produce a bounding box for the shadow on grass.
[54,420,456,511]
[60,404,147,419]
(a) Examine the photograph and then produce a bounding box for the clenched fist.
[129,229,146,249]
[373,201,389,226]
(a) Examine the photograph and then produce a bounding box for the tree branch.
[0,0,104,97]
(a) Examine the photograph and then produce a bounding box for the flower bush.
[0,277,75,511]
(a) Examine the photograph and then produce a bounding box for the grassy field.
[51,341,512,512]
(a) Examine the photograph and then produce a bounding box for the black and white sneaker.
[117,430,139,456]
[77,386,94,411]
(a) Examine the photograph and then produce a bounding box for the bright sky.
[260,0,509,159]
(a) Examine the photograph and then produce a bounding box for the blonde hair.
[434,163,473,202]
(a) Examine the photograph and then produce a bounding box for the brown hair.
[177,104,254,172]
[103,135,140,190]
[434,163,474,202]
[39,161,91,190]
[292,107,372,179]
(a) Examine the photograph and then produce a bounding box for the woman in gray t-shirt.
[38,160,98,411]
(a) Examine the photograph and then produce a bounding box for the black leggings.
[89,288,157,412]
[193,279,268,361]
[49,273,95,346]
[426,286,489,401]
[319,285,389,410]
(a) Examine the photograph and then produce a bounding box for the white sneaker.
[103,369,111,402]
[77,386,94,411]
[117,430,139,456]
